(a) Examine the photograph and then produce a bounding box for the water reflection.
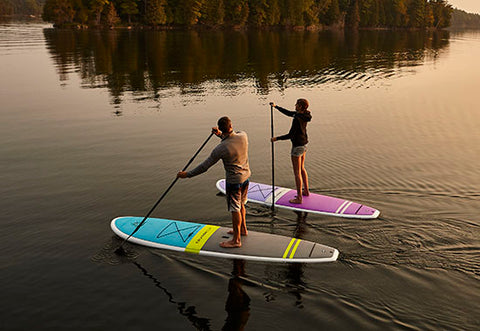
[223,260,250,331]
[133,261,212,330]
[131,258,251,331]
[262,212,309,308]
[285,212,308,309]
[43,29,450,105]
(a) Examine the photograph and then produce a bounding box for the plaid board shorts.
[225,179,249,212]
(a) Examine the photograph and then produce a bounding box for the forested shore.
[0,0,464,30]
[0,0,44,16]
[38,0,455,30]
[451,8,480,28]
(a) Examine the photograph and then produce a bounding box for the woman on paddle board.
[270,99,312,204]
[177,117,251,248]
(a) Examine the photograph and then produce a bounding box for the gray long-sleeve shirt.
[187,131,251,184]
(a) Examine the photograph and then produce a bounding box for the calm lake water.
[1,21,479,330]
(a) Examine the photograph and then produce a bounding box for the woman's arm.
[275,106,295,117]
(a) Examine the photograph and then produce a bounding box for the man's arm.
[177,128,223,179]
[185,147,222,178]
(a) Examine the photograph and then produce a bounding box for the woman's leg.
[290,155,303,203]
[300,152,309,196]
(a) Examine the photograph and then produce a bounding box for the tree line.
[41,0,453,29]
[0,0,44,16]
[450,8,480,28]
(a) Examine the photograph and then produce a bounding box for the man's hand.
[212,127,222,137]
[177,171,188,178]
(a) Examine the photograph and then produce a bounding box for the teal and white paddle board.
[111,216,339,263]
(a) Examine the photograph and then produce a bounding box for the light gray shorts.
[291,145,307,157]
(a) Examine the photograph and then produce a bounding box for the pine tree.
[90,0,109,25]
[424,1,434,27]
[264,0,281,26]
[103,1,120,27]
[145,0,167,26]
[119,0,138,24]
[346,0,360,29]
[43,0,75,26]
[409,0,426,28]
[431,0,452,29]
[395,0,410,27]
[24,0,42,15]
[249,0,268,26]
[225,0,248,27]
[200,0,224,27]
[322,0,341,26]
[175,0,204,26]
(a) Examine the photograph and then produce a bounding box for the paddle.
[270,103,275,212]
[115,132,215,255]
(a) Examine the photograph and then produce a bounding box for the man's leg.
[221,211,242,248]
[240,203,248,235]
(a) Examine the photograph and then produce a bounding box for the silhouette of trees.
[0,0,43,16]
[450,8,480,28]
[40,0,453,30]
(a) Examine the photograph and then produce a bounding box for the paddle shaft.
[270,104,275,212]
[116,132,214,250]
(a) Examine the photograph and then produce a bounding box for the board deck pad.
[216,179,379,219]
[111,217,339,263]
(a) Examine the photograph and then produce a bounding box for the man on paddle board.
[177,117,251,248]
[270,99,312,204]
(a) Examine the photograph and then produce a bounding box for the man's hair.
[296,98,309,111]
[217,116,232,133]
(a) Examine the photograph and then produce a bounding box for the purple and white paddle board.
[216,179,380,219]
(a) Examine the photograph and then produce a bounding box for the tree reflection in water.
[43,29,449,105]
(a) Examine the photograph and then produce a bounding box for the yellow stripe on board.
[289,239,302,259]
[185,225,220,254]
[282,238,296,258]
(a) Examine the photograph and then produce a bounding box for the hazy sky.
[448,0,480,14]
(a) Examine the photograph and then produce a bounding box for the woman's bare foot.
[220,240,242,248]
[228,229,248,236]
[302,188,310,196]
[289,196,302,204]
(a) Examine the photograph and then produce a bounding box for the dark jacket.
[275,106,312,147]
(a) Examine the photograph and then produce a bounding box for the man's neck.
[222,130,233,139]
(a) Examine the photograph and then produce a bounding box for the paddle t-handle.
[115,132,215,255]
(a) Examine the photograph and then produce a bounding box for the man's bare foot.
[302,189,310,196]
[227,229,248,236]
[289,196,302,204]
[220,240,242,248]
